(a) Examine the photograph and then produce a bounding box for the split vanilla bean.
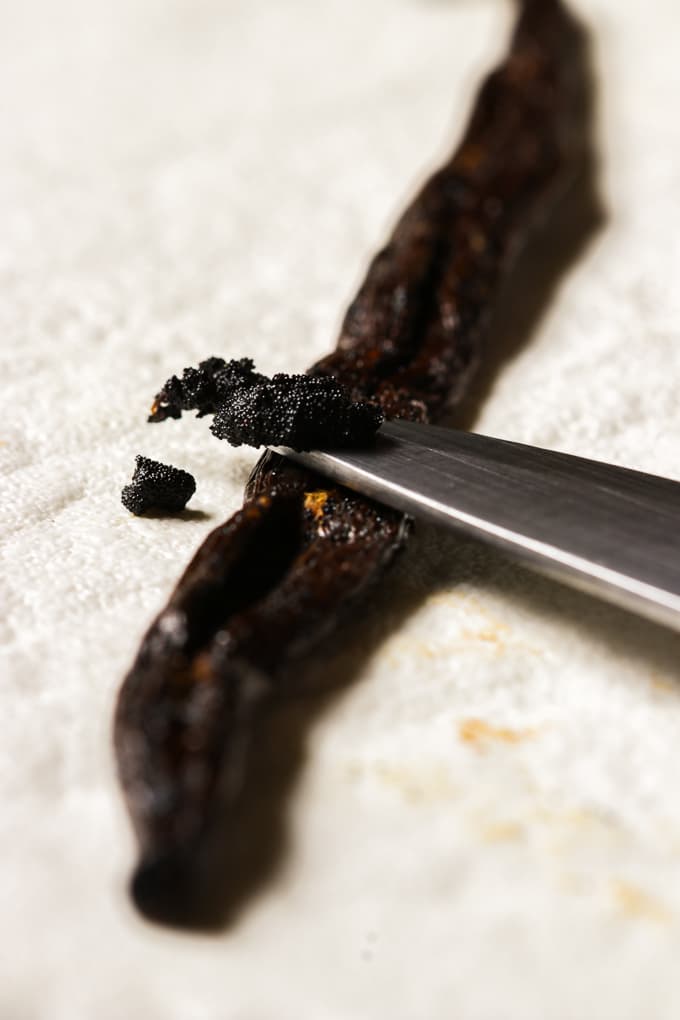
[115,0,593,921]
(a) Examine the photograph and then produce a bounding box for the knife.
[274,420,680,632]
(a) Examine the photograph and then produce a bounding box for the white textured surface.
[3,1,680,1017]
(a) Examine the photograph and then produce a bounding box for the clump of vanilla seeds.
[121,456,196,516]
[149,357,383,451]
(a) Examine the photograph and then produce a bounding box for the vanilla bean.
[115,0,593,921]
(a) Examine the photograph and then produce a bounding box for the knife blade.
[273,420,680,632]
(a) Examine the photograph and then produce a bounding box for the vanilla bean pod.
[115,0,592,919]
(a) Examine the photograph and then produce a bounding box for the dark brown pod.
[115,0,595,923]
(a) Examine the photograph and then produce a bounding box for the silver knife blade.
[273,420,680,632]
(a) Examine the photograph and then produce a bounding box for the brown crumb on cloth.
[459,718,537,748]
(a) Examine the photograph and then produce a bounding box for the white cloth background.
[3,1,680,1017]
